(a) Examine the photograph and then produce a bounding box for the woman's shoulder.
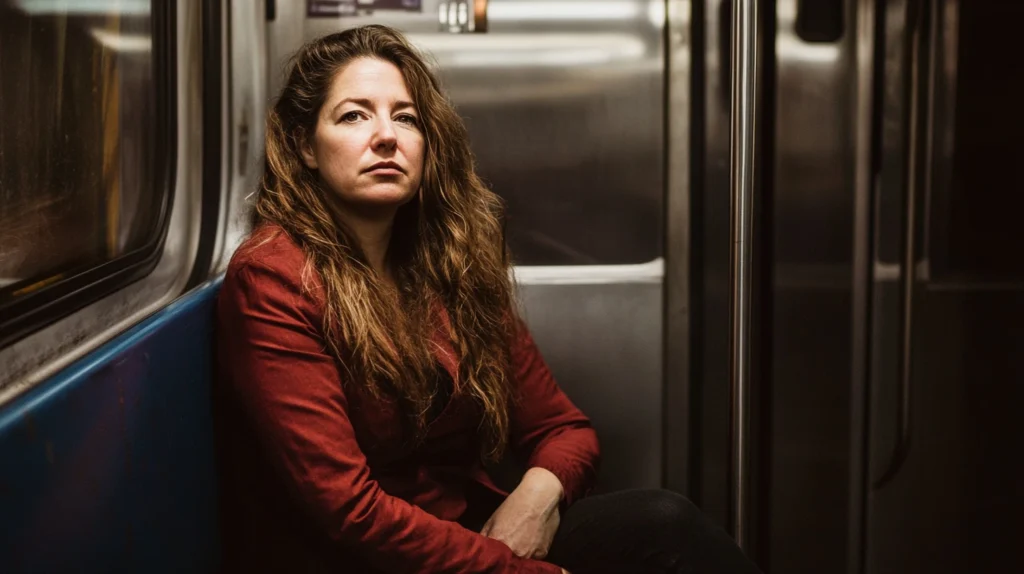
[224,223,315,295]
[217,225,326,345]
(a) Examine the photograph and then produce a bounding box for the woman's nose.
[371,118,398,149]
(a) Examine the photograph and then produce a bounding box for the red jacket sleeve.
[217,260,563,574]
[507,320,601,507]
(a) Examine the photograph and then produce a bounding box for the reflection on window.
[0,3,164,320]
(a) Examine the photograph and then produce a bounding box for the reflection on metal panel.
[662,0,693,499]
[518,281,663,491]
[269,0,664,265]
[514,259,662,285]
[866,0,913,545]
[767,0,857,571]
[213,0,268,274]
[696,0,734,531]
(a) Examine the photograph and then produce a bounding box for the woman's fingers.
[484,521,533,557]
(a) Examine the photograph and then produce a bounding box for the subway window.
[0,1,174,345]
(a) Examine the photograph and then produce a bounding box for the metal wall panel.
[767,0,857,571]
[664,0,695,497]
[517,275,664,491]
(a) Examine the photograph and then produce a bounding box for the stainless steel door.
[695,0,864,569]
[266,0,670,492]
[741,0,1024,571]
[865,1,1024,572]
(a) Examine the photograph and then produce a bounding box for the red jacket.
[213,226,600,573]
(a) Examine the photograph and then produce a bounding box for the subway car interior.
[1,0,1021,572]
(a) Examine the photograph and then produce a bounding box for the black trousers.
[464,488,762,574]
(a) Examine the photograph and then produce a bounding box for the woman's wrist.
[521,466,565,510]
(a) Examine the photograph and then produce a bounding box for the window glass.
[0,2,166,328]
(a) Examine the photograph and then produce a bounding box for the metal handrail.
[728,0,759,551]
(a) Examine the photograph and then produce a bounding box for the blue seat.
[0,279,224,574]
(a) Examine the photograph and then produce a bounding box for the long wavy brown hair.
[251,25,517,461]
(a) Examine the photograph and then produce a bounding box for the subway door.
[695,0,868,570]
[865,1,1024,573]
[267,1,670,492]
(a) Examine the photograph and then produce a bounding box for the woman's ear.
[299,128,318,170]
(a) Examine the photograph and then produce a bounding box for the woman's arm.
[217,261,562,574]
[478,322,601,558]
[506,320,601,508]
[480,466,564,558]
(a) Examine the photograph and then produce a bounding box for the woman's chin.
[361,193,416,210]
[360,182,417,204]
[336,187,417,216]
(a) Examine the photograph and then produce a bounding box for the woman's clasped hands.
[480,467,570,573]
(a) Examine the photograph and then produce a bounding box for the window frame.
[0,1,179,349]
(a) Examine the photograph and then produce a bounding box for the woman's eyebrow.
[330,98,416,117]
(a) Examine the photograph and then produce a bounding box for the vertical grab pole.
[728,0,759,551]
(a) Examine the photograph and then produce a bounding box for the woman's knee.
[633,489,700,522]
[647,490,763,572]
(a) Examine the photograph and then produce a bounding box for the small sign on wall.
[307,0,422,18]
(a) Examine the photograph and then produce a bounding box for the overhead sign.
[307,0,422,18]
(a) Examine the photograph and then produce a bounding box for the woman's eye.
[396,114,419,126]
[340,111,362,123]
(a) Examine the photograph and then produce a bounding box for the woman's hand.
[481,467,565,560]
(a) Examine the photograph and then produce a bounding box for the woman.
[214,25,760,574]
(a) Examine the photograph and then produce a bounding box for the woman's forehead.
[326,58,414,107]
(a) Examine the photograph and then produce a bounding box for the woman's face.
[301,57,425,215]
